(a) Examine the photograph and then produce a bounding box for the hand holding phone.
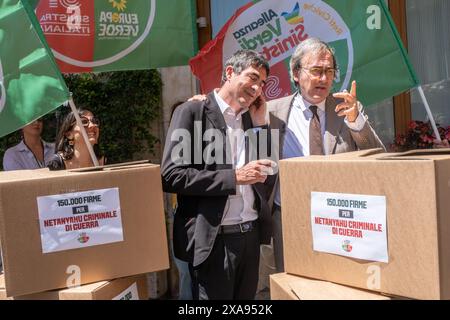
[249,93,267,126]
[251,96,263,109]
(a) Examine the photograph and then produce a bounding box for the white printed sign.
[113,282,140,300]
[311,192,388,262]
[37,188,123,253]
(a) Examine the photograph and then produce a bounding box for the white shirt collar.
[293,92,326,113]
[17,139,53,153]
[214,90,248,119]
[17,140,29,152]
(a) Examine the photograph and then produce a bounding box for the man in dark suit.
[161,50,276,300]
[267,37,386,273]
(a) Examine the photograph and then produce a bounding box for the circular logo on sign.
[37,0,156,68]
[342,239,353,252]
[77,232,90,243]
[223,0,353,94]
[60,0,82,9]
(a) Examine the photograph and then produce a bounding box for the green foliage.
[64,70,162,164]
[0,132,21,170]
[0,70,162,169]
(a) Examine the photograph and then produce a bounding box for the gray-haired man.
[267,37,385,272]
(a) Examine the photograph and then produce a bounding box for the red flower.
[408,121,418,129]
[420,134,433,143]
[392,121,449,151]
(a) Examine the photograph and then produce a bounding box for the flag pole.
[68,95,100,167]
[416,85,441,143]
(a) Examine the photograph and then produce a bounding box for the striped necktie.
[309,105,324,155]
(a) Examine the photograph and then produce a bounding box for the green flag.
[190,0,419,106]
[0,0,70,138]
[327,0,419,105]
[34,0,198,73]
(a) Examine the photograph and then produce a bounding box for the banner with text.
[190,0,418,106]
[37,187,123,253]
[35,0,197,72]
[311,191,388,262]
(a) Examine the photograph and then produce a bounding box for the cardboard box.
[279,149,450,300]
[59,275,149,300]
[0,273,148,300]
[0,163,169,297]
[0,273,59,300]
[270,273,394,300]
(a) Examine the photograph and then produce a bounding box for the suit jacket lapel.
[203,92,232,166]
[324,95,344,155]
[270,93,296,158]
[242,111,253,164]
[242,112,252,131]
[204,92,227,130]
[274,94,294,129]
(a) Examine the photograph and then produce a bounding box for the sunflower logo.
[109,0,127,12]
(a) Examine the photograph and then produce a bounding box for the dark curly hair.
[221,50,270,84]
[55,109,102,160]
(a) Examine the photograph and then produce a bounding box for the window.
[365,98,395,148]
[365,0,394,148]
[211,0,247,37]
[407,0,450,126]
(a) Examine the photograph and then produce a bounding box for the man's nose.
[319,71,328,80]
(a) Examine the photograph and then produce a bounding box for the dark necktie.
[309,105,324,155]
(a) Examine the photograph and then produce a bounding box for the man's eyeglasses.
[80,116,100,127]
[302,67,336,78]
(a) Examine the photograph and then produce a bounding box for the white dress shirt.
[214,90,258,225]
[274,93,366,206]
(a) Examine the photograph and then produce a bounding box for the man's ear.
[225,65,234,81]
[293,70,300,84]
